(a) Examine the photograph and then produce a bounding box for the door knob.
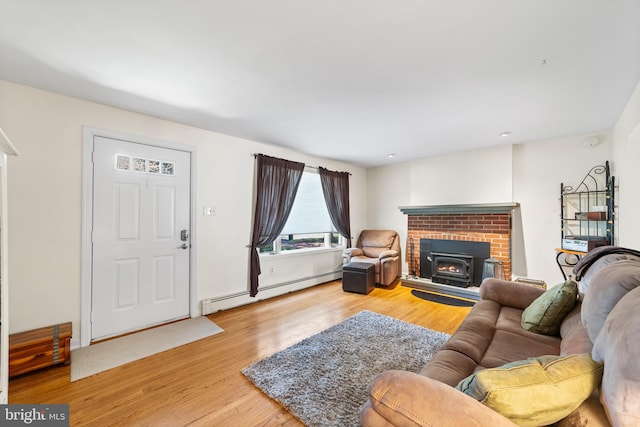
[178,243,189,250]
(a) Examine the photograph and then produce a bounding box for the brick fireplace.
[400,204,519,283]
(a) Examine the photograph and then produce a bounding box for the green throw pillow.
[456,354,603,427]
[521,280,578,335]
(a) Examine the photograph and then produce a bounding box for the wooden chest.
[9,322,72,377]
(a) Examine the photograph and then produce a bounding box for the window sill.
[259,246,344,260]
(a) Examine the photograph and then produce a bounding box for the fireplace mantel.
[399,202,519,215]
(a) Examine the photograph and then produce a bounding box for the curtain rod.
[251,153,351,175]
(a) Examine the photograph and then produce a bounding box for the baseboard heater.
[201,270,341,315]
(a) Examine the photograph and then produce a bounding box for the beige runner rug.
[71,316,223,381]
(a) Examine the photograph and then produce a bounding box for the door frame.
[80,127,198,347]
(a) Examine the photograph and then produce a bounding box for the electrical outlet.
[269,267,275,274]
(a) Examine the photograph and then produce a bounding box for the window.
[260,171,343,254]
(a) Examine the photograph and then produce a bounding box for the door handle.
[178,243,189,250]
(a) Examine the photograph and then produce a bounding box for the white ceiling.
[1,1,640,167]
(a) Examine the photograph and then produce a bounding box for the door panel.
[153,255,175,301]
[91,136,190,340]
[115,259,139,310]
[116,182,140,240]
[154,186,175,239]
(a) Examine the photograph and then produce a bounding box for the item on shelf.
[575,212,588,220]
[587,212,607,220]
[561,237,609,252]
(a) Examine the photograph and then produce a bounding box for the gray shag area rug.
[242,310,450,427]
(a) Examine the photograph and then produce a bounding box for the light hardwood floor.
[9,280,472,426]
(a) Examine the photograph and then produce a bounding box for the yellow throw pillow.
[456,354,603,427]
[521,280,578,335]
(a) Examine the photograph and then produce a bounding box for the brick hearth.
[405,210,513,281]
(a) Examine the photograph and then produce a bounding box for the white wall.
[366,163,410,261]
[512,132,612,283]
[613,79,640,249]
[409,144,513,205]
[0,80,367,340]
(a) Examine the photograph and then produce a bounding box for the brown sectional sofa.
[361,249,640,426]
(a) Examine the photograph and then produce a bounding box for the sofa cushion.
[559,303,593,355]
[419,349,480,387]
[556,392,612,427]
[592,286,640,427]
[364,370,517,427]
[478,329,560,369]
[359,230,396,247]
[577,253,640,295]
[456,354,604,427]
[581,258,640,343]
[521,280,578,336]
[359,230,396,258]
[439,299,500,364]
[361,247,387,258]
[480,278,545,310]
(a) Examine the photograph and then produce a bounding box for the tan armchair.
[343,230,401,286]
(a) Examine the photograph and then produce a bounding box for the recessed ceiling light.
[387,153,396,158]
[500,132,511,137]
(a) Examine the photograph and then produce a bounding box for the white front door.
[91,136,191,340]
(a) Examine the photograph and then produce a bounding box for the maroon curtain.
[319,167,352,248]
[249,155,305,296]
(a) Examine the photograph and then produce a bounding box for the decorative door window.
[115,154,175,176]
